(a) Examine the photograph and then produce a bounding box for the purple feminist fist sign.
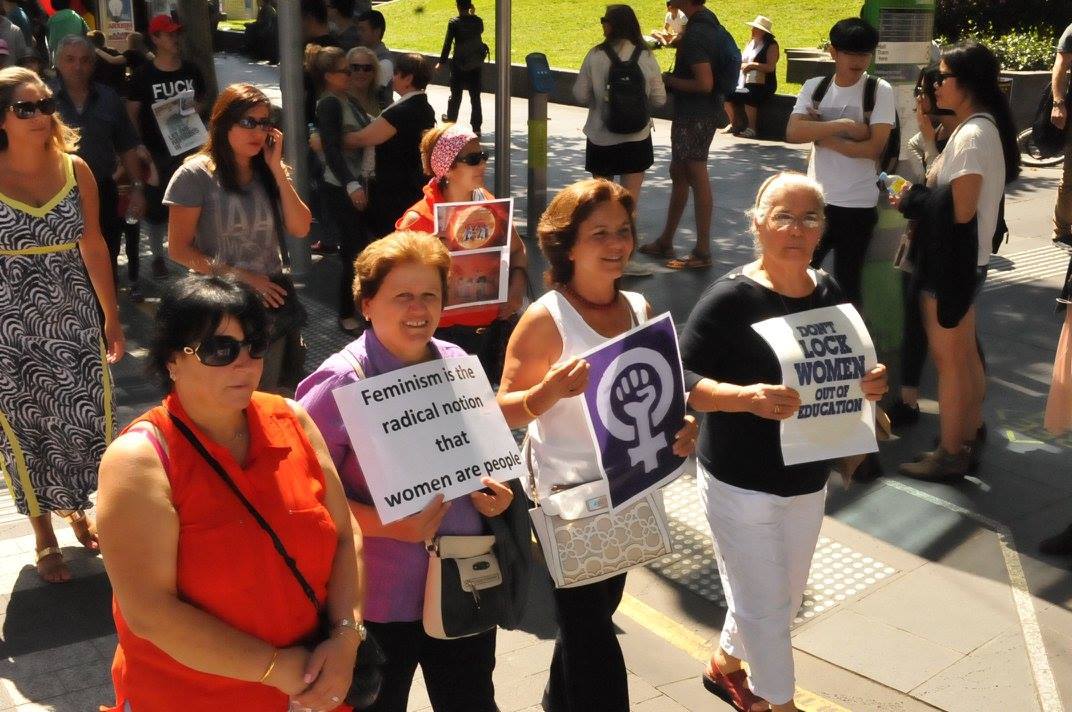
[581,314,688,509]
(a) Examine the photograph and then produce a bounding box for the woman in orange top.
[396,123,527,383]
[96,274,363,711]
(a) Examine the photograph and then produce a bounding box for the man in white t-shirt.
[786,17,894,309]
[652,1,686,47]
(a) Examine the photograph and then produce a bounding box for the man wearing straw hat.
[722,15,778,139]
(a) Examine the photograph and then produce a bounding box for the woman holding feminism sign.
[296,231,513,712]
[680,172,887,712]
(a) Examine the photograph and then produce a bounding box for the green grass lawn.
[381,0,859,94]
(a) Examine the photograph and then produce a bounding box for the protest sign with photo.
[432,198,512,311]
[102,0,134,49]
[151,90,208,157]
[579,313,688,510]
[752,304,878,465]
[332,355,524,524]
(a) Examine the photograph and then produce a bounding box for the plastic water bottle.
[878,172,908,196]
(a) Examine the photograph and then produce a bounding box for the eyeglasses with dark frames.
[7,97,57,119]
[182,334,269,367]
[932,72,956,86]
[235,116,275,130]
[350,63,376,73]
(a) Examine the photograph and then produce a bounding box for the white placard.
[751,304,878,465]
[150,90,207,157]
[332,355,524,524]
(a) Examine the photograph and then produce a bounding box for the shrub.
[937,24,1057,71]
[936,0,1072,39]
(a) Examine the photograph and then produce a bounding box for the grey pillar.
[278,0,311,275]
[493,0,510,197]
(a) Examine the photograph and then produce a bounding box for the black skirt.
[585,136,655,177]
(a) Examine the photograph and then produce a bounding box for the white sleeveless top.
[527,289,648,500]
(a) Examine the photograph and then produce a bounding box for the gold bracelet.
[258,649,279,684]
[521,389,539,419]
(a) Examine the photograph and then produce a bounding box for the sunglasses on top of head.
[235,116,275,130]
[183,334,269,367]
[7,97,57,119]
[455,151,489,167]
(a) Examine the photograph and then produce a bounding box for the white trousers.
[696,463,826,705]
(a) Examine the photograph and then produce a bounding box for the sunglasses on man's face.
[183,334,269,367]
[7,97,57,119]
[235,116,275,130]
[455,151,489,167]
[350,63,375,73]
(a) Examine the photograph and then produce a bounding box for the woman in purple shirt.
[296,230,513,712]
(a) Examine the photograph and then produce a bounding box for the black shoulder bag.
[167,412,386,709]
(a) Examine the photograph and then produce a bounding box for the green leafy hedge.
[938,23,1057,71]
[936,0,1071,39]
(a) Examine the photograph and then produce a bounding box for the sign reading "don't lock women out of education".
[333,356,524,524]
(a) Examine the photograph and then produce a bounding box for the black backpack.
[811,74,900,173]
[601,43,650,134]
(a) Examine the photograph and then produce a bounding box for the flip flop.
[36,546,71,584]
[638,241,675,258]
[666,253,712,270]
[65,510,100,552]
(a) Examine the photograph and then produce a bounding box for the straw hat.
[745,15,774,35]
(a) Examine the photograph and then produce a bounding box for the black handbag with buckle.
[167,412,386,708]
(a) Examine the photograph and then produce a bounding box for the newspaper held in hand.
[151,90,208,157]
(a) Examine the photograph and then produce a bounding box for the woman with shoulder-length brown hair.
[297,230,513,712]
[0,66,124,583]
[164,82,312,392]
[496,179,697,711]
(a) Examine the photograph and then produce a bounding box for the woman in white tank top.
[495,179,697,711]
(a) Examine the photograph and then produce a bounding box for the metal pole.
[527,92,547,233]
[493,0,511,197]
[278,0,311,275]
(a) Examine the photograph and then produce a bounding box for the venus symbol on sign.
[595,348,675,472]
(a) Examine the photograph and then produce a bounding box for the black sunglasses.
[932,72,955,86]
[350,63,376,73]
[7,97,57,119]
[455,151,489,167]
[235,116,275,130]
[183,334,269,367]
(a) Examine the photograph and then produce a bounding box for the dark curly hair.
[147,274,268,393]
[537,178,636,286]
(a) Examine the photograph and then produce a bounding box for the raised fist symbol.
[611,365,666,471]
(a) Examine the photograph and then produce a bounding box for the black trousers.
[320,183,370,319]
[446,65,483,133]
[364,620,498,712]
[96,177,140,282]
[544,573,629,712]
[901,270,927,389]
[810,205,878,309]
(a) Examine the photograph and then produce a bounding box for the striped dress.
[0,153,115,517]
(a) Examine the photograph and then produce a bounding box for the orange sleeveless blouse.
[107,392,348,711]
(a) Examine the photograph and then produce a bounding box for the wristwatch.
[334,618,367,641]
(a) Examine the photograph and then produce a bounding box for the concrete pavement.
[0,52,1069,711]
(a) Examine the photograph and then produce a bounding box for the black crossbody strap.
[166,411,320,613]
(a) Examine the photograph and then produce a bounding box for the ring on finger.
[773,405,781,414]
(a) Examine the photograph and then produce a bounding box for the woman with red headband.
[396,123,528,384]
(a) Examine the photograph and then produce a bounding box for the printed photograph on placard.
[445,249,508,310]
[432,198,512,252]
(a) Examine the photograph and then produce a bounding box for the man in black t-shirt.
[126,13,206,278]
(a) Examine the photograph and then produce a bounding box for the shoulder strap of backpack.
[811,75,833,112]
[600,42,623,68]
[628,43,643,66]
[339,346,367,379]
[863,74,877,123]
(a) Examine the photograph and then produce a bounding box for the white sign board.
[151,90,207,157]
[332,355,524,524]
[752,304,878,465]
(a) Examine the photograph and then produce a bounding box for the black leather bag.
[1031,83,1069,159]
[167,412,386,709]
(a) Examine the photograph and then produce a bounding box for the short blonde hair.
[0,67,79,154]
[345,46,381,116]
[353,230,451,309]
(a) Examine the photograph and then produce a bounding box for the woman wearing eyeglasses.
[165,83,312,392]
[97,274,363,712]
[396,123,528,384]
[0,66,123,584]
[682,172,886,712]
[308,44,376,335]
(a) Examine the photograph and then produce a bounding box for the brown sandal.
[666,252,712,270]
[702,658,769,712]
[36,546,71,584]
[64,510,100,552]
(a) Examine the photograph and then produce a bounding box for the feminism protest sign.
[579,314,688,509]
[752,304,878,465]
[333,356,524,523]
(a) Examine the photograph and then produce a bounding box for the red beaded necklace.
[559,282,620,311]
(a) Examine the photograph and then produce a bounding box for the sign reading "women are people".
[332,356,524,523]
[752,304,879,465]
